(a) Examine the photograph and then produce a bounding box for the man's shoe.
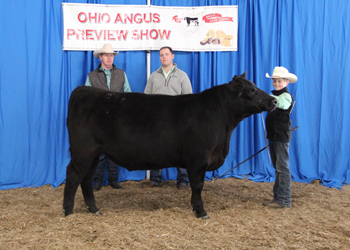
[264,200,291,209]
[142,182,160,188]
[110,182,123,189]
[93,184,102,191]
[263,199,275,206]
[177,183,188,190]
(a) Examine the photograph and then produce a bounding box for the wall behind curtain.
[0,0,349,190]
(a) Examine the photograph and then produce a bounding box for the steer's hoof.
[200,215,211,220]
[87,206,102,215]
[63,209,73,217]
[193,209,210,219]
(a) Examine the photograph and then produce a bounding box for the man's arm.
[123,73,132,92]
[85,76,92,86]
[144,74,154,94]
[181,74,193,94]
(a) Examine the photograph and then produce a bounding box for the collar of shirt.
[99,65,112,75]
[162,65,175,79]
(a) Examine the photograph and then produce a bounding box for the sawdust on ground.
[1,178,349,249]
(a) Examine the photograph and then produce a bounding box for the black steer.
[184,17,199,26]
[63,72,277,219]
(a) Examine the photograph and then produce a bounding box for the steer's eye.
[243,89,257,99]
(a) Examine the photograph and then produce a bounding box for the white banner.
[62,3,238,52]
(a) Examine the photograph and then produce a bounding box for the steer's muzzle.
[269,97,278,111]
[259,97,278,111]
[272,98,278,107]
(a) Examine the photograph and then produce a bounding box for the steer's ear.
[232,72,247,81]
[230,75,245,97]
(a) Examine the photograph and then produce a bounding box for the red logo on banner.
[172,15,182,23]
[203,13,233,23]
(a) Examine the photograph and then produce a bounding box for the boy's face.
[272,78,289,91]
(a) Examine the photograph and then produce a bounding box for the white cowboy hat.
[266,66,298,83]
[93,44,119,58]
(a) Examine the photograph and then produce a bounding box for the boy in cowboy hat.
[263,66,297,209]
[85,43,132,191]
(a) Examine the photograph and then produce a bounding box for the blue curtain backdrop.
[0,0,349,190]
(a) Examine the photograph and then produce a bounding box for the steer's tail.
[67,89,78,127]
[67,86,93,126]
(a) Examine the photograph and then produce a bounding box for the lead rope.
[216,145,269,179]
[214,115,299,180]
[214,112,272,180]
[260,112,271,166]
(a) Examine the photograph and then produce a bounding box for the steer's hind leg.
[187,167,209,219]
[63,160,83,216]
[63,155,96,216]
[81,156,101,215]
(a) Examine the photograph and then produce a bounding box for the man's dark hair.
[159,46,174,55]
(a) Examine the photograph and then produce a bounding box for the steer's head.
[229,72,277,118]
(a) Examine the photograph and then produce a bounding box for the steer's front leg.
[187,169,210,219]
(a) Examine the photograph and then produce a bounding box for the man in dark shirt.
[85,43,132,191]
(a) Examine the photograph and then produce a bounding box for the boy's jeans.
[269,141,292,207]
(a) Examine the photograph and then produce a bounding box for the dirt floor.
[1,178,349,250]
